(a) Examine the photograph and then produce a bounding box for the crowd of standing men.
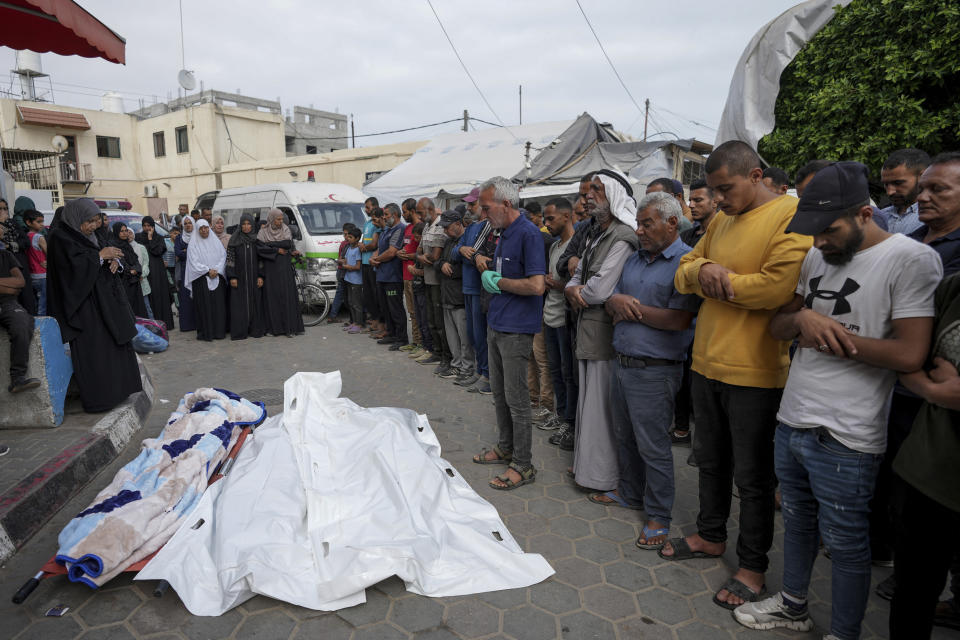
[335,141,959,640]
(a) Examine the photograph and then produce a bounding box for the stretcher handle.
[12,572,43,604]
[153,580,170,598]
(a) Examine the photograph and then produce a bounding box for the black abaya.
[259,240,304,336]
[135,231,175,329]
[174,235,196,331]
[108,224,148,318]
[47,225,142,413]
[191,275,226,341]
[226,241,264,340]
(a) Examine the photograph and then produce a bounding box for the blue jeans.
[143,295,155,320]
[776,424,882,640]
[31,276,46,316]
[543,324,576,424]
[330,277,346,317]
[610,361,681,523]
[464,293,488,378]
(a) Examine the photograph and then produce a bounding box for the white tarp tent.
[138,372,554,615]
[715,0,854,149]
[363,120,572,205]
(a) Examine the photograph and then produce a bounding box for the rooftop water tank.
[101,91,124,113]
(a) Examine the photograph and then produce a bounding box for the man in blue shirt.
[879,148,929,235]
[360,199,382,333]
[472,176,546,490]
[604,192,700,550]
[453,198,490,392]
[371,203,407,349]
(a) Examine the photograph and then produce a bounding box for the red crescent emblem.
[328,194,338,201]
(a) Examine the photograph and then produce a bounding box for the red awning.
[17,105,91,129]
[0,0,126,65]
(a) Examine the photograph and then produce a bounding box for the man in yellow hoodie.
[661,141,812,610]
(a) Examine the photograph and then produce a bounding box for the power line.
[574,0,645,118]
[424,0,520,142]
[287,118,463,142]
[468,116,505,128]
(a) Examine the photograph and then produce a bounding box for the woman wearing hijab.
[226,213,265,340]
[174,215,196,331]
[135,216,175,330]
[185,219,227,341]
[211,214,231,328]
[94,212,110,248]
[46,198,141,413]
[212,215,230,249]
[108,222,148,318]
[258,208,304,337]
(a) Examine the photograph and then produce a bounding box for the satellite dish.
[177,69,196,91]
[51,135,68,152]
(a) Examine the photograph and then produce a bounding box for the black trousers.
[346,282,363,326]
[381,281,407,344]
[0,298,35,379]
[691,371,782,573]
[869,391,924,561]
[674,351,694,429]
[890,477,960,639]
[362,264,381,321]
[426,284,450,363]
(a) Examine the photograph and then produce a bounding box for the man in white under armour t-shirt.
[732,161,943,640]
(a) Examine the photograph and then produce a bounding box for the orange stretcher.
[12,397,267,604]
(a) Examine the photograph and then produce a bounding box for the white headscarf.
[596,172,638,230]
[184,219,226,293]
[180,215,195,244]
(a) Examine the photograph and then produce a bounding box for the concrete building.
[285,106,348,155]
[0,91,415,217]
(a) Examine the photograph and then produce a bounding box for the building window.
[153,131,165,157]
[175,126,189,153]
[305,145,317,154]
[681,158,705,185]
[96,136,121,158]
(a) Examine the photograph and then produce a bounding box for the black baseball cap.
[439,209,464,228]
[785,161,870,235]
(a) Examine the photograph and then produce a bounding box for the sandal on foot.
[657,537,723,561]
[588,491,643,510]
[712,576,767,611]
[636,525,671,550]
[490,463,536,490]
[473,445,512,465]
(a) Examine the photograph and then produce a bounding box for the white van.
[210,183,367,289]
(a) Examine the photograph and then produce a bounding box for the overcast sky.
[2,1,800,148]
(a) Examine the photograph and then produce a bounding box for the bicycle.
[293,260,331,327]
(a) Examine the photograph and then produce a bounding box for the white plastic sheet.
[714,0,853,149]
[137,372,554,615]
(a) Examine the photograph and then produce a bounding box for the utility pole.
[350,114,355,149]
[463,109,469,132]
[519,85,522,125]
[643,98,649,142]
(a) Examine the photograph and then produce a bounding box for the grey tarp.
[714,0,854,148]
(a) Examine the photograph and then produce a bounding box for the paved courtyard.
[0,321,945,640]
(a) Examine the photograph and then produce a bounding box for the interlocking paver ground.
[0,323,954,639]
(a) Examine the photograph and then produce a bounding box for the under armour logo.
[805,276,860,315]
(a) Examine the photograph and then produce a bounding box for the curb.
[0,358,155,564]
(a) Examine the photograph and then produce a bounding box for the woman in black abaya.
[46,199,141,413]
[258,209,304,337]
[174,215,197,332]
[108,222,148,318]
[185,219,227,341]
[226,214,265,340]
[135,216,175,329]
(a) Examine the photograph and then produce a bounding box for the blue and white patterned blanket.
[55,388,264,588]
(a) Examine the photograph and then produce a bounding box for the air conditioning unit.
[144,184,158,197]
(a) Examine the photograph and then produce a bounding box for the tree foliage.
[758,0,960,182]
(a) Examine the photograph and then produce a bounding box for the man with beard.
[417,197,452,372]
[734,161,941,639]
[880,148,930,234]
[398,198,424,351]
[565,169,639,497]
[666,141,811,610]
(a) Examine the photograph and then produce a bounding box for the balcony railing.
[60,161,92,183]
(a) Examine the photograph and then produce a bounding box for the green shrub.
[758,0,960,182]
